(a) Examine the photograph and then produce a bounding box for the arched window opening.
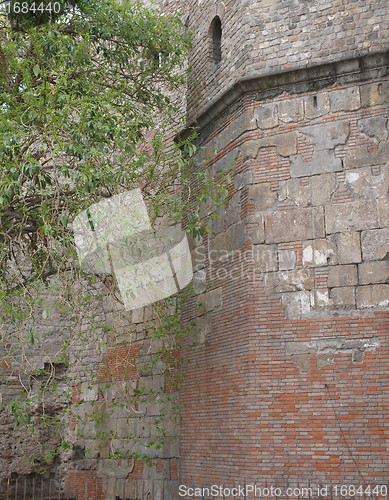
[210,16,222,65]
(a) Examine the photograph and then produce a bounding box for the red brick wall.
[179,73,389,484]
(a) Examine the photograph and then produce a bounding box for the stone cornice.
[176,49,389,143]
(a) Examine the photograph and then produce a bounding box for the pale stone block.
[291,354,310,373]
[211,149,238,174]
[246,214,265,244]
[329,87,361,112]
[360,81,389,108]
[214,110,257,151]
[278,97,304,123]
[80,382,99,402]
[311,173,337,206]
[278,177,312,207]
[356,285,389,309]
[209,205,224,238]
[241,131,297,161]
[314,289,331,309]
[299,120,350,150]
[277,269,314,292]
[358,115,388,142]
[327,265,358,287]
[208,230,232,260]
[344,140,389,170]
[193,269,207,295]
[253,244,278,273]
[325,200,379,234]
[234,170,253,191]
[359,261,389,285]
[224,192,241,227]
[305,93,330,119]
[338,232,362,264]
[330,287,356,309]
[378,198,389,227]
[278,249,296,270]
[191,241,207,272]
[231,223,247,250]
[317,352,334,369]
[206,287,223,311]
[290,149,342,178]
[265,207,324,244]
[281,291,313,319]
[254,102,279,129]
[302,238,337,267]
[361,228,389,261]
[249,183,277,211]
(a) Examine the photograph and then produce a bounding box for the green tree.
[0,0,229,473]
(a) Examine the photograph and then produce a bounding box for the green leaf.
[42,308,51,319]
[33,65,40,77]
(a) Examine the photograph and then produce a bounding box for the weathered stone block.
[338,232,362,264]
[209,205,224,238]
[327,265,358,287]
[359,261,389,285]
[278,97,304,123]
[290,149,343,178]
[234,170,253,191]
[254,102,279,129]
[213,110,257,152]
[356,285,389,309]
[253,244,278,273]
[317,352,334,369]
[302,238,337,267]
[211,149,238,174]
[300,121,350,150]
[193,269,207,295]
[231,223,247,250]
[80,382,98,402]
[191,314,211,345]
[246,214,265,244]
[241,131,297,161]
[361,228,389,261]
[277,269,314,292]
[314,289,331,309]
[344,167,389,201]
[378,198,389,227]
[360,81,389,108]
[329,87,360,112]
[305,93,330,119]
[208,230,232,260]
[197,287,223,315]
[265,207,324,244]
[358,115,388,142]
[278,178,312,207]
[330,287,356,309]
[281,291,313,319]
[278,249,297,270]
[249,183,277,211]
[311,173,337,206]
[344,140,389,170]
[290,354,310,373]
[225,192,241,227]
[325,200,379,234]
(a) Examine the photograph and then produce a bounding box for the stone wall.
[179,50,389,483]
[186,0,389,122]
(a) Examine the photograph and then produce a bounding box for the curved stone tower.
[179,0,389,486]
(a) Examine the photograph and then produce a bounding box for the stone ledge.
[177,50,389,143]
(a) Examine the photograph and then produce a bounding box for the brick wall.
[180,52,389,484]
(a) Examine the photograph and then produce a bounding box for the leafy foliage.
[0,0,229,474]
